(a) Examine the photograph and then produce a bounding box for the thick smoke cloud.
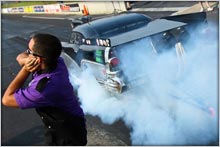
[68,23,218,145]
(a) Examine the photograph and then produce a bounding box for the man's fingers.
[26,58,36,66]
[29,63,40,72]
[24,58,40,72]
[25,63,40,72]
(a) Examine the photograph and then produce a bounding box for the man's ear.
[36,57,41,64]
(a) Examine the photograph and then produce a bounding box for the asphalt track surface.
[1,2,219,146]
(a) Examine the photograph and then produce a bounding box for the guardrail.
[1,1,127,15]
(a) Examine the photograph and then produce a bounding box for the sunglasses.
[26,48,43,57]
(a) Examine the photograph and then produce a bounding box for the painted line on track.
[130,7,189,12]
[23,15,65,20]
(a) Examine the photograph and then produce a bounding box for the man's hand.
[24,57,41,73]
[16,51,29,66]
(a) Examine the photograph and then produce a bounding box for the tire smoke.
[68,23,218,145]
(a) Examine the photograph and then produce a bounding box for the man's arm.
[2,58,40,107]
[2,66,30,107]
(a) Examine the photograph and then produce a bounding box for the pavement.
[1,2,219,146]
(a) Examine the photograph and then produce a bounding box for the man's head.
[28,33,62,67]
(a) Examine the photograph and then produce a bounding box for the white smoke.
[77,70,125,124]
[68,23,218,145]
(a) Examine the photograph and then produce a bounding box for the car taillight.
[110,57,119,67]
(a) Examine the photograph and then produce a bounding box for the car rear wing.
[109,19,186,47]
[109,12,207,47]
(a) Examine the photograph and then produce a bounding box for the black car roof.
[73,13,152,38]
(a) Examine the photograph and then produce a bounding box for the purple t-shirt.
[14,57,84,117]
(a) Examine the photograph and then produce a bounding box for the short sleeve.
[14,81,52,109]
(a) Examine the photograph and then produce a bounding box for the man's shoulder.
[58,57,65,64]
[36,76,50,92]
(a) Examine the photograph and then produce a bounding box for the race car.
[61,12,207,93]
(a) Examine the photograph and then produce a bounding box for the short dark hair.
[32,33,62,66]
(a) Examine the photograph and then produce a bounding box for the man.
[2,33,87,145]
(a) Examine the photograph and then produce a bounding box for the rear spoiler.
[108,12,207,48]
[109,19,186,47]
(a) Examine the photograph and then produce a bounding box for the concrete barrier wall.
[1,1,127,15]
[78,1,127,14]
